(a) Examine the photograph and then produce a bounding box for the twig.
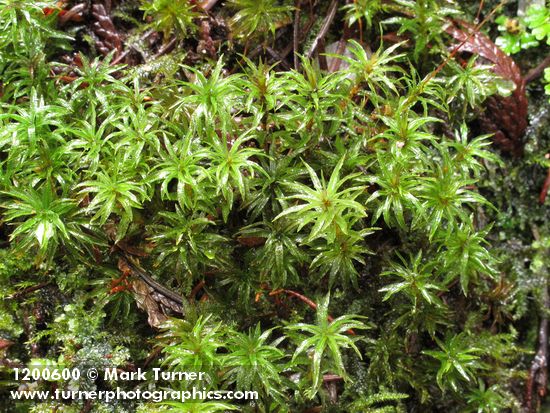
[111,29,156,66]
[79,400,93,413]
[8,282,51,300]
[323,374,343,382]
[329,23,352,73]
[279,42,295,61]
[270,289,356,335]
[321,374,343,404]
[281,13,319,61]
[317,38,328,71]
[200,0,219,11]
[404,1,506,108]
[22,308,40,357]
[110,49,130,66]
[265,47,291,70]
[274,289,318,311]
[143,346,163,368]
[475,0,485,23]
[0,359,24,369]
[247,12,315,64]
[526,229,549,412]
[326,379,338,403]
[526,286,549,411]
[189,280,205,300]
[152,37,178,60]
[121,255,184,305]
[104,0,112,15]
[525,55,550,84]
[293,0,301,69]
[306,0,338,58]
[539,167,550,205]
[247,28,290,60]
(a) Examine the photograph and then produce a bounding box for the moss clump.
[1,1,549,412]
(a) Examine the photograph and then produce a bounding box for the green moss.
[1,0,549,411]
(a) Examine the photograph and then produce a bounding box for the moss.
[1,0,550,411]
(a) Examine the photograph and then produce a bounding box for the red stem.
[190,280,205,300]
[539,168,550,205]
[271,289,356,335]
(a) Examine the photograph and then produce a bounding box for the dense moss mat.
[0,0,549,412]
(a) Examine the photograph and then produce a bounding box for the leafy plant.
[437,223,498,294]
[286,294,368,396]
[77,164,150,241]
[208,132,266,221]
[275,157,366,244]
[342,0,385,31]
[141,0,201,41]
[310,228,373,289]
[0,0,54,46]
[64,53,126,114]
[223,324,286,402]
[0,88,67,165]
[420,153,489,239]
[465,381,510,413]
[160,315,225,385]
[112,105,162,167]
[171,59,240,136]
[151,134,209,211]
[448,125,501,178]
[148,208,231,278]
[495,15,538,54]
[0,0,70,100]
[524,4,550,44]
[495,4,550,54]
[367,152,421,230]
[1,185,98,263]
[383,0,460,62]
[244,150,306,220]
[228,0,293,41]
[443,56,512,115]
[282,57,351,139]
[238,220,307,288]
[348,390,409,412]
[338,40,405,105]
[380,251,443,311]
[377,109,438,161]
[64,109,116,175]
[423,333,483,391]
[164,401,238,413]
